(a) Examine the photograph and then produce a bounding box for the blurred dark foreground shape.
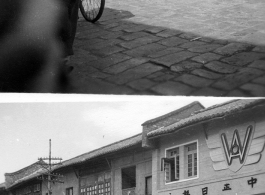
[0,0,75,93]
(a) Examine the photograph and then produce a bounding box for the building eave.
[147,99,265,139]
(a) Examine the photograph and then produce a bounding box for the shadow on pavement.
[69,8,265,96]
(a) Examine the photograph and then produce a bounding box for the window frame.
[66,187,73,195]
[79,171,111,195]
[164,140,199,185]
[121,166,136,190]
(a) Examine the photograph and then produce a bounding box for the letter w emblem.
[221,125,253,171]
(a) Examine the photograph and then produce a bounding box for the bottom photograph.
[0,97,265,195]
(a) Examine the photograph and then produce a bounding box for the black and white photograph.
[0,0,265,95]
[0,97,265,195]
[1,0,265,194]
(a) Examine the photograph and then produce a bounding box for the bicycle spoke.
[80,0,104,22]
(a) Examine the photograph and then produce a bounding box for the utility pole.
[38,139,64,195]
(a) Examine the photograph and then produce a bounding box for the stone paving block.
[144,27,166,34]
[158,37,188,47]
[204,61,238,74]
[119,32,150,41]
[148,47,184,58]
[102,58,149,74]
[240,83,265,96]
[212,39,229,45]
[190,88,226,96]
[179,33,202,40]
[102,22,120,29]
[110,23,134,32]
[188,44,223,53]
[86,71,112,79]
[198,37,214,43]
[239,67,264,76]
[253,46,265,53]
[99,31,124,39]
[76,24,101,33]
[90,53,131,70]
[82,39,123,50]
[226,89,250,97]
[248,60,265,70]
[191,69,223,80]
[152,74,175,82]
[73,39,100,48]
[212,67,264,90]
[71,48,98,63]
[127,79,156,91]
[252,76,265,85]
[174,74,214,88]
[191,52,222,64]
[171,61,202,73]
[146,71,166,79]
[151,51,198,67]
[221,52,265,66]
[214,42,253,56]
[179,41,207,49]
[123,43,167,57]
[150,81,194,95]
[71,77,135,94]
[119,35,162,49]
[75,38,104,46]
[77,30,110,40]
[123,25,148,33]
[93,45,125,57]
[71,62,99,77]
[105,63,164,84]
[156,29,182,38]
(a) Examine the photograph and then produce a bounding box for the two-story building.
[145,99,265,195]
[4,99,265,195]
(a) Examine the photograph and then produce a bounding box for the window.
[122,166,136,189]
[34,184,40,192]
[186,143,197,178]
[16,183,41,195]
[105,181,111,195]
[80,188,86,195]
[162,141,198,183]
[66,187,73,195]
[80,172,111,195]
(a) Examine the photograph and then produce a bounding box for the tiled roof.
[147,99,265,138]
[6,133,142,189]
[55,133,142,170]
[5,161,47,189]
[0,182,5,189]
[142,101,204,126]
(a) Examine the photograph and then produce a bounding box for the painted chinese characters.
[168,177,258,195]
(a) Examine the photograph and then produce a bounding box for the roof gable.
[147,99,265,138]
[142,101,204,148]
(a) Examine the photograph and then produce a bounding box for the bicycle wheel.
[79,0,105,23]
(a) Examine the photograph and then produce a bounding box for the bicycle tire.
[79,0,105,23]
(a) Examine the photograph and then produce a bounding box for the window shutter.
[161,158,171,183]
[175,156,179,180]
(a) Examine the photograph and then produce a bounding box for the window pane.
[175,156,180,180]
[194,153,197,176]
[187,143,197,151]
[122,166,136,189]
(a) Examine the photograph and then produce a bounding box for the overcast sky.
[0,94,236,183]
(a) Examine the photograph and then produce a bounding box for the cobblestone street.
[68,0,265,96]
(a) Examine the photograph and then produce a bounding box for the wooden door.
[145,176,152,195]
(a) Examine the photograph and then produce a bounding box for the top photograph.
[1,0,265,96]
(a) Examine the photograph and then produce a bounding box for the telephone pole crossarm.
[37,139,63,195]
